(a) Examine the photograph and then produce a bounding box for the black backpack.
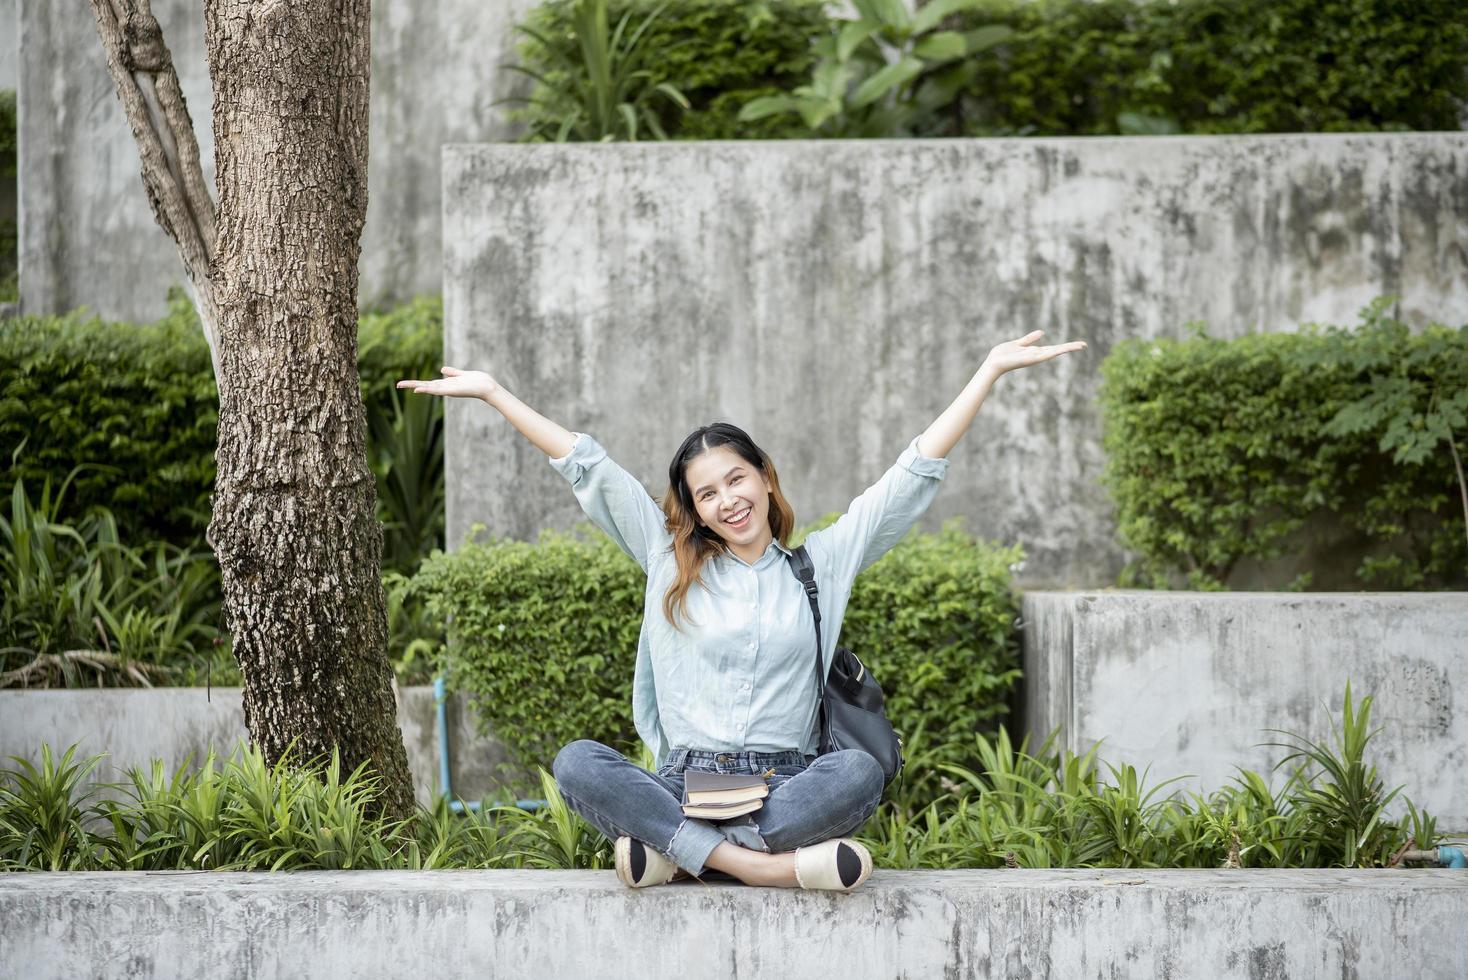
[787,545,905,792]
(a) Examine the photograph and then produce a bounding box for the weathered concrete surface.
[1,869,1464,978]
[0,686,533,808]
[16,0,537,322]
[0,0,16,91]
[442,136,1468,588]
[1021,591,1468,828]
[1,0,15,266]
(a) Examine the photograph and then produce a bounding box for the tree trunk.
[201,0,415,822]
[90,0,416,822]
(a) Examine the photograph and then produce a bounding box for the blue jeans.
[551,740,886,878]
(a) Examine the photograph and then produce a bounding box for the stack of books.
[680,769,772,819]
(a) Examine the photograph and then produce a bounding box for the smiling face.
[683,444,774,553]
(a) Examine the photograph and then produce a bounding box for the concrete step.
[3,869,1465,978]
[1021,591,1468,829]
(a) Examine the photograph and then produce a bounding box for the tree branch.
[88,0,221,377]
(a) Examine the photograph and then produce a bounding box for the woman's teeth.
[725,507,751,528]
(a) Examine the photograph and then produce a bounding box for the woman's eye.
[731,475,742,484]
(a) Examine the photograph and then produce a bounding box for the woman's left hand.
[981,330,1087,378]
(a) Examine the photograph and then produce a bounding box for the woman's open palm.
[396,366,498,400]
[984,330,1086,376]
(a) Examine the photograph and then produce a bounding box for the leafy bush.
[956,0,1468,136]
[1,89,15,303]
[0,89,14,179]
[508,0,1467,139]
[1100,300,1468,590]
[403,526,647,781]
[3,684,1449,871]
[403,516,1024,799]
[508,0,829,141]
[0,292,219,550]
[0,292,448,686]
[0,290,446,568]
[738,0,1014,138]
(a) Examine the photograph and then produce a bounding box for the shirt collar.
[722,537,794,569]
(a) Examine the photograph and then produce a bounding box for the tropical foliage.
[2,685,1447,871]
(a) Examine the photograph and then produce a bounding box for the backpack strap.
[787,545,827,753]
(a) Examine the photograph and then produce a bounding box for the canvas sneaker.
[614,836,684,888]
[793,838,873,892]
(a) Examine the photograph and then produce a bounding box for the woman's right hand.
[396,366,499,401]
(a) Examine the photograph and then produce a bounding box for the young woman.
[398,329,1084,891]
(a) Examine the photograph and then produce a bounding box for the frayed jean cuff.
[667,817,727,877]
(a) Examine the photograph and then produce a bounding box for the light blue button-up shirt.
[548,432,950,769]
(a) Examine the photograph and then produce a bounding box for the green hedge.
[0,89,14,179]
[1100,301,1468,590]
[405,517,1024,792]
[0,290,444,552]
[509,0,1467,139]
[957,0,1468,136]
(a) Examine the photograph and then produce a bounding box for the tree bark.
[199,0,415,823]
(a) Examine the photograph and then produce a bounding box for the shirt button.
[747,642,755,651]
[736,723,745,732]
[742,682,751,691]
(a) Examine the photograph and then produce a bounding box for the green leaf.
[737,94,800,122]
[837,19,882,63]
[849,55,926,108]
[911,0,985,36]
[1117,110,1181,135]
[912,31,967,63]
[959,24,1013,55]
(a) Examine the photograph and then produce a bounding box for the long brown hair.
[660,423,796,631]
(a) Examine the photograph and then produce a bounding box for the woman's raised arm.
[398,366,672,573]
[917,330,1087,459]
[802,329,1088,585]
[397,366,576,459]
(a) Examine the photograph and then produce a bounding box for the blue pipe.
[1438,846,1467,869]
[434,675,547,813]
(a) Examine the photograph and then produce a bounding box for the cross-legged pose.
[398,329,1084,891]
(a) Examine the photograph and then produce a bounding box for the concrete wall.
[1,0,14,278]
[17,0,537,323]
[0,0,15,91]
[4,869,1466,978]
[1021,591,1468,828]
[0,686,535,809]
[442,135,1468,588]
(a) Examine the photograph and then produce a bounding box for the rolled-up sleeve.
[549,433,672,574]
[802,434,949,585]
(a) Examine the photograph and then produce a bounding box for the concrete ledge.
[1021,591,1468,829]
[0,686,532,809]
[2,869,1464,978]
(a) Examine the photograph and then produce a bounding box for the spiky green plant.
[0,742,105,870]
[500,0,691,142]
[1263,680,1404,867]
